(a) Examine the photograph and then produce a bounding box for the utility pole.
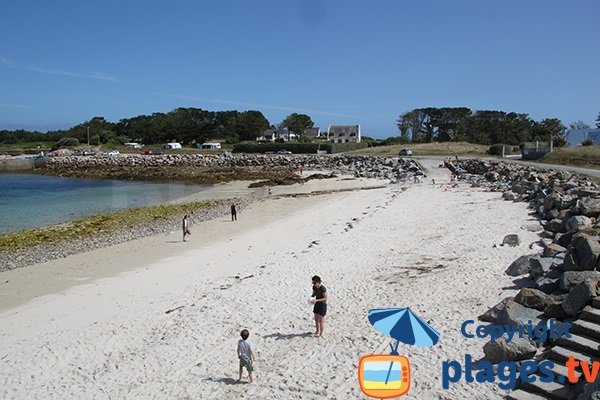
[87,126,90,146]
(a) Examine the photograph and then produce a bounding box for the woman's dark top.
[313,285,327,316]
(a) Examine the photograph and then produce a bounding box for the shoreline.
[0,173,388,310]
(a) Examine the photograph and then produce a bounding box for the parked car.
[104,150,120,156]
[399,148,413,156]
[277,149,292,154]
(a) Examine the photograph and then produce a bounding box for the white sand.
[0,160,542,399]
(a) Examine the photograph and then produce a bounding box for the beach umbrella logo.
[358,307,440,399]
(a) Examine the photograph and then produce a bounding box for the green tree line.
[395,107,596,146]
[2,107,598,147]
[0,108,272,146]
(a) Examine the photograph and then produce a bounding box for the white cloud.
[157,92,373,121]
[0,57,117,82]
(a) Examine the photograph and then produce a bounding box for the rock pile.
[44,154,425,182]
[461,159,600,399]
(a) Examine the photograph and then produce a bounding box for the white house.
[197,142,221,150]
[257,128,277,142]
[163,142,182,149]
[327,125,361,143]
[257,127,297,142]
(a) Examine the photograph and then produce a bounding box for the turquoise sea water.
[0,174,209,233]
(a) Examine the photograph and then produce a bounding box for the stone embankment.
[456,160,600,400]
[43,154,425,182]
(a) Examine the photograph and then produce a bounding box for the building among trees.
[327,125,361,143]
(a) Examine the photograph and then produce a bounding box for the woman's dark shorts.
[313,303,327,317]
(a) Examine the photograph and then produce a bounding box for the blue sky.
[1,1,598,138]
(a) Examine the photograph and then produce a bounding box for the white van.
[198,142,221,150]
[163,142,182,149]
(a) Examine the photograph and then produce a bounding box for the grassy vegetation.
[538,145,600,169]
[0,141,54,154]
[346,142,491,157]
[0,200,221,252]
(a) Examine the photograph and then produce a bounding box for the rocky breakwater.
[458,159,600,399]
[43,154,425,183]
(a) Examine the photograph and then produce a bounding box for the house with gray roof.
[327,125,361,143]
[303,127,322,138]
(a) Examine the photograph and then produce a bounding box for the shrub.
[582,138,594,146]
[488,144,511,156]
[54,137,80,149]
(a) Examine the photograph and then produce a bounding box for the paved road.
[494,158,600,179]
[412,155,600,179]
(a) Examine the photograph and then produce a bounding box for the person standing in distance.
[231,203,237,221]
[182,214,191,242]
[311,275,328,338]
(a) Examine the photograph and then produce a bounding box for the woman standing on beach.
[311,275,328,338]
[182,215,191,242]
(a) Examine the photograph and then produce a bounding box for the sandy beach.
[0,159,543,399]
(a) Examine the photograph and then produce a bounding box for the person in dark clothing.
[231,203,237,221]
[311,275,328,338]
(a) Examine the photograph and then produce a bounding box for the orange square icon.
[358,354,411,399]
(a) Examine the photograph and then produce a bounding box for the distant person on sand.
[237,329,256,383]
[231,204,237,221]
[182,214,191,242]
[311,275,328,338]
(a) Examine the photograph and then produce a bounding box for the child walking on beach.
[237,329,255,383]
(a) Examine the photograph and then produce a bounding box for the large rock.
[502,191,516,201]
[535,276,561,294]
[565,215,594,231]
[502,234,521,247]
[543,243,567,258]
[579,198,600,218]
[544,302,569,319]
[562,279,599,316]
[497,299,543,326]
[483,336,537,363]
[529,256,554,279]
[479,297,512,323]
[514,288,553,311]
[560,271,600,292]
[573,234,600,271]
[543,193,563,214]
[505,254,537,276]
[563,249,582,271]
[557,229,578,248]
[546,219,564,233]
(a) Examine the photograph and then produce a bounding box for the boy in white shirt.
[237,329,256,383]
